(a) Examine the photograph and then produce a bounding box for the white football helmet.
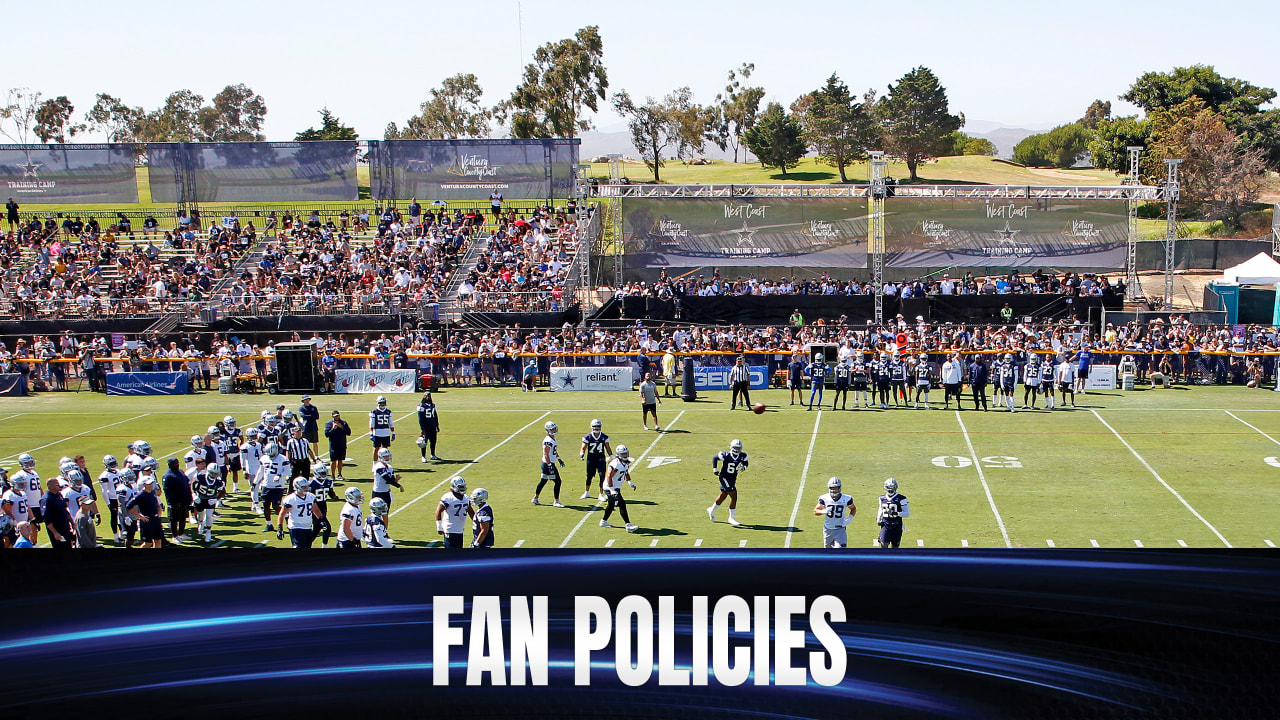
[134,441,151,456]
[142,457,159,473]
[102,454,118,470]
[293,478,309,494]
[246,428,260,441]
[415,435,427,449]
[207,465,222,480]
[545,421,558,436]
[17,453,34,470]
[265,442,280,458]
[312,464,329,480]
[344,486,363,504]
[281,410,293,422]
[119,469,137,485]
[265,415,278,427]
[224,415,237,429]
[376,396,387,405]
[449,476,467,494]
[884,478,898,495]
[370,497,389,516]
[729,439,743,454]
[828,477,842,495]
[471,488,488,506]
[377,447,392,463]
[590,418,602,431]
[616,445,630,460]
[190,435,204,448]
[260,410,272,422]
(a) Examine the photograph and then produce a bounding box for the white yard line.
[391,411,551,518]
[1177,539,1187,547]
[1091,410,1232,548]
[513,539,525,548]
[1046,539,1055,548]
[1,414,149,461]
[605,539,615,548]
[961,539,969,548]
[558,410,685,548]
[1264,539,1275,548]
[739,539,748,547]
[649,539,659,547]
[1090,539,1100,547]
[0,413,23,424]
[1134,540,1144,548]
[955,411,1012,548]
[1224,410,1280,446]
[694,538,703,547]
[784,410,823,549]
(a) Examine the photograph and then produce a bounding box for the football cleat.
[531,497,541,506]
[625,523,638,533]
[707,506,717,522]
[599,520,613,528]
[449,476,467,494]
[884,478,898,495]
[553,500,565,508]
[580,491,592,500]
[345,486,363,504]
[470,487,488,506]
[727,517,741,527]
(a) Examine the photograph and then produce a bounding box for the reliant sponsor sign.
[549,366,634,392]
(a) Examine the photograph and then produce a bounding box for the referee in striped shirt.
[729,356,752,410]
[286,426,314,479]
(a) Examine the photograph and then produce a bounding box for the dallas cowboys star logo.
[732,221,758,247]
[560,375,576,388]
[16,160,42,178]
[995,221,1020,242]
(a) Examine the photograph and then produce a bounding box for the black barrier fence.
[0,144,138,203]
[367,139,578,201]
[614,293,1119,325]
[147,142,360,203]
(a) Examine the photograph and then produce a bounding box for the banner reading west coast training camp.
[0,144,138,203]
[622,197,869,268]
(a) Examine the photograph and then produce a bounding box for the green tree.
[792,73,878,182]
[665,87,716,163]
[1013,124,1091,168]
[743,102,807,177]
[613,91,674,182]
[1087,115,1152,172]
[295,108,358,141]
[876,66,963,181]
[504,25,607,140]
[134,90,204,142]
[399,74,491,139]
[1079,99,1112,129]
[708,63,766,163]
[196,84,266,141]
[34,96,84,143]
[84,93,143,143]
[947,132,996,156]
[1012,135,1049,167]
[0,87,43,144]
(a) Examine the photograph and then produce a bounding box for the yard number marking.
[931,455,1021,469]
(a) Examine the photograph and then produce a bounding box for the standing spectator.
[639,373,661,431]
[43,478,74,549]
[80,342,99,393]
[164,457,192,542]
[128,476,165,549]
[789,309,804,329]
[325,410,351,481]
[13,521,36,548]
[5,197,18,231]
[490,190,503,219]
[298,395,320,457]
[968,354,989,411]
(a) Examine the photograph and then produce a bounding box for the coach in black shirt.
[968,355,989,411]
[43,478,73,549]
[163,457,192,540]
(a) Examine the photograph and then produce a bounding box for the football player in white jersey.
[278,477,323,548]
[2,469,31,538]
[336,486,364,549]
[12,453,42,526]
[435,476,474,549]
[206,425,227,475]
[708,439,748,526]
[813,477,856,548]
[255,442,291,533]
[365,497,395,548]
[371,447,404,523]
[126,440,151,473]
[98,455,123,542]
[531,421,566,507]
[184,435,206,472]
[470,488,494,548]
[60,460,96,532]
[240,428,265,514]
[599,445,638,532]
[115,469,139,548]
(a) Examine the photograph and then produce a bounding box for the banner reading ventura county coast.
[334,369,418,393]
[367,139,578,200]
[884,197,1128,268]
[147,142,359,202]
[0,144,138,203]
[622,197,869,268]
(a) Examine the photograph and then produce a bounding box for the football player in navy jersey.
[831,359,851,410]
[996,354,1018,412]
[889,353,908,407]
[578,418,612,500]
[435,476,474,549]
[470,488,494,548]
[876,478,910,549]
[369,395,395,462]
[222,416,244,494]
[874,354,893,409]
[707,439,747,526]
[416,392,441,462]
[805,354,829,410]
[309,463,336,548]
[365,497,395,548]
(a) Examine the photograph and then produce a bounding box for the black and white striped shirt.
[286,437,311,461]
[730,364,751,384]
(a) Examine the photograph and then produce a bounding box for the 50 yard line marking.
[558,409,686,548]
[1091,409,1232,547]
[391,411,551,518]
[784,410,823,548]
[955,411,1012,548]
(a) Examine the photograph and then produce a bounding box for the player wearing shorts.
[579,418,612,499]
[532,421,566,507]
[371,447,404,522]
[813,477,856,548]
[639,373,661,431]
[369,395,395,462]
[707,439,747,526]
[435,476,474,549]
[851,360,871,409]
[255,442,290,533]
[912,354,932,409]
[787,354,805,405]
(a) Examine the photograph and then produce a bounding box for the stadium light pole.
[1124,146,1143,301]
[1163,159,1181,308]
[869,151,887,326]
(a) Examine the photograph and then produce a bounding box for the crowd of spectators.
[457,200,586,313]
[614,268,1122,299]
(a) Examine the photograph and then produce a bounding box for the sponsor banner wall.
[147,142,359,202]
[1085,364,1117,390]
[884,198,1128,268]
[335,369,417,394]
[105,372,189,396]
[549,366,633,391]
[0,373,26,396]
[693,365,769,391]
[623,197,868,268]
[368,139,577,200]
[0,144,138,203]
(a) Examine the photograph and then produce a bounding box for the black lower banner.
[3,551,1278,719]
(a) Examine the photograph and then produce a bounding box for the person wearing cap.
[74,495,101,548]
[326,410,352,481]
[369,395,395,462]
[127,476,164,549]
[299,395,320,456]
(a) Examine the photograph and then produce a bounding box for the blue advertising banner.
[105,371,189,396]
[0,373,26,396]
[693,364,769,391]
[368,139,578,201]
[0,144,138,203]
[147,142,359,202]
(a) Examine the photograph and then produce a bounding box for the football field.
[3,381,1279,549]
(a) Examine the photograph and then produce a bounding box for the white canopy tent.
[1222,252,1280,285]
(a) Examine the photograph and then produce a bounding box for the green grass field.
[6,380,1280,550]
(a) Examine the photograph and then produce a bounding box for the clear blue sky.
[7,0,1278,141]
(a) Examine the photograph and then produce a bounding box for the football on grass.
[752,403,766,414]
